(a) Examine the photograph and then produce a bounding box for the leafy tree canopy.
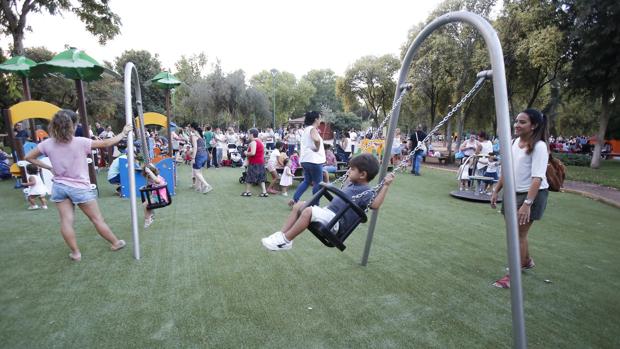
[1,0,121,55]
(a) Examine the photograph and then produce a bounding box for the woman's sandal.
[259,192,269,197]
[69,252,82,261]
[241,192,252,197]
[492,274,510,289]
[111,240,126,251]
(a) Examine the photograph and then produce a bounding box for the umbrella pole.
[75,79,98,188]
[165,89,172,155]
[3,109,27,182]
[21,77,37,140]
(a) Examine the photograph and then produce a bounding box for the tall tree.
[558,0,620,168]
[114,50,165,115]
[401,0,496,152]
[337,54,400,126]
[1,0,121,55]
[172,53,207,120]
[250,70,315,126]
[495,0,568,119]
[302,69,342,112]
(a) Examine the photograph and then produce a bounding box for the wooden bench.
[275,167,305,181]
[423,156,448,164]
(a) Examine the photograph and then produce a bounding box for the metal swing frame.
[360,11,526,349]
[124,62,148,260]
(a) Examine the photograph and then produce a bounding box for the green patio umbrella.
[150,71,181,152]
[1,55,39,182]
[0,55,37,78]
[0,55,38,131]
[31,48,108,187]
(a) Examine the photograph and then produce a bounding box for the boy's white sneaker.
[42,205,48,210]
[28,205,40,210]
[261,231,293,251]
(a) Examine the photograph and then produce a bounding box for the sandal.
[492,274,510,289]
[259,192,269,197]
[69,252,82,261]
[111,239,126,251]
[241,192,252,197]
[522,258,536,270]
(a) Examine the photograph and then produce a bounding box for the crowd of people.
[9,107,559,293]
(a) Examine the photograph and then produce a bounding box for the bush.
[553,152,591,166]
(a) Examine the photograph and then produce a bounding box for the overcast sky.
[3,0,444,79]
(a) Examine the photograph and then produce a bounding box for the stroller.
[227,143,244,167]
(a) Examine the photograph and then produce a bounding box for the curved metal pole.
[124,62,144,260]
[361,11,525,349]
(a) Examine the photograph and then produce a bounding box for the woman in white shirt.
[289,111,325,206]
[490,108,549,289]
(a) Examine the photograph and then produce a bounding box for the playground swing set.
[289,11,527,348]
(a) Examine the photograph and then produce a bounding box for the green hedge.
[553,152,592,166]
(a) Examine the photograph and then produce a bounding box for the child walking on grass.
[279,158,293,196]
[261,153,395,251]
[25,109,130,261]
[142,163,168,228]
[22,163,49,210]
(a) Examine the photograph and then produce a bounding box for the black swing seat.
[304,183,368,251]
[139,183,172,210]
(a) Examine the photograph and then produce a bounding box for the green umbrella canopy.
[31,48,104,81]
[150,71,181,89]
[0,55,37,77]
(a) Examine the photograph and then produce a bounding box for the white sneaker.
[42,205,48,210]
[282,192,288,196]
[202,185,213,194]
[261,231,293,251]
[28,205,40,210]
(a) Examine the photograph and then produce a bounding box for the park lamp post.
[271,68,277,129]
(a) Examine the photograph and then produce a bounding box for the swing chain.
[333,83,414,188]
[349,75,488,209]
[372,83,413,140]
[396,75,487,173]
[336,75,487,211]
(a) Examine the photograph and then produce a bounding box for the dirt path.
[422,162,620,209]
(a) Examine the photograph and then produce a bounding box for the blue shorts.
[51,182,97,204]
[193,153,208,169]
[108,174,121,184]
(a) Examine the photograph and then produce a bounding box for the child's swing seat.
[139,183,172,210]
[303,183,368,251]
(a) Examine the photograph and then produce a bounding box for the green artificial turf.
[0,165,618,348]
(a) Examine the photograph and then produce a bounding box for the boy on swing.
[262,153,395,251]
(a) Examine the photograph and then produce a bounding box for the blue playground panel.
[118,157,176,198]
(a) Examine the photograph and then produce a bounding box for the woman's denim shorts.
[51,182,97,204]
[193,153,208,169]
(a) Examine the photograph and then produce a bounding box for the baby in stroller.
[228,143,244,167]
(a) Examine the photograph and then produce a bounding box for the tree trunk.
[446,118,453,163]
[456,110,465,152]
[590,92,611,169]
[12,32,25,56]
[541,81,561,136]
